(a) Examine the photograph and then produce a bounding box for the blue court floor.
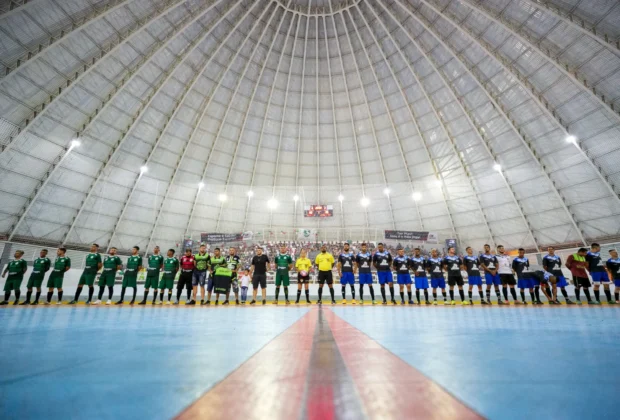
[1,306,619,419]
[332,306,620,420]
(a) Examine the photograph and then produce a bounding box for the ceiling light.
[338,194,344,202]
[412,192,422,201]
[383,188,390,196]
[360,197,370,207]
[198,182,205,189]
[493,163,502,172]
[293,194,299,202]
[218,193,227,202]
[268,198,278,209]
[566,135,577,144]
[247,190,254,197]
[140,165,148,173]
[70,139,81,148]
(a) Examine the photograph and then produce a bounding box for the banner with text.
[297,228,318,240]
[384,230,438,243]
[201,232,245,244]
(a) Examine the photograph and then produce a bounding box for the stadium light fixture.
[70,138,81,148]
[293,194,299,202]
[247,190,254,197]
[566,135,577,144]
[412,191,422,201]
[338,194,344,202]
[198,182,205,189]
[268,198,278,209]
[140,165,148,174]
[360,197,370,207]
[493,163,502,172]
[383,188,390,196]
[218,193,228,202]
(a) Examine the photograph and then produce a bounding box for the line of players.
[2,241,620,306]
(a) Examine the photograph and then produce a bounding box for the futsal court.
[2,304,618,419]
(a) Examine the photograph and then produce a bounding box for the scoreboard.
[304,204,334,217]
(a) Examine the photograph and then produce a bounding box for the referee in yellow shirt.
[315,244,336,304]
[295,249,312,304]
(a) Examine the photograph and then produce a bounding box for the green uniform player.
[2,250,28,305]
[140,246,164,305]
[206,248,226,304]
[94,248,122,305]
[188,244,210,305]
[117,246,143,305]
[22,249,51,305]
[158,249,179,304]
[224,248,241,305]
[70,244,102,305]
[273,245,293,304]
[46,248,71,305]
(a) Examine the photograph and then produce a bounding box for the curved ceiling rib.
[388,0,589,245]
[106,0,260,251]
[144,1,278,254]
[0,0,185,156]
[0,0,37,18]
[8,0,224,242]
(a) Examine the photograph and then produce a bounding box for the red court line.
[176,308,318,420]
[324,308,485,420]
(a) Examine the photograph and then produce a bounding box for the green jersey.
[7,259,27,279]
[147,254,164,274]
[103,255,122,271]
[53,256,71,272]
[194,253,210,271]
[210,255,228,276]
[84,253,102,274]
[163,257,179,275]
[274,253,293,271]
[125,255,143,274]
[32,257,51,275]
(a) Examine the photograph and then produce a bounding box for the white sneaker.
[56,301,62,305]
[93,300,101,305]
[44,301,51,305]
[106,300,112,305]
[166,301,171,305]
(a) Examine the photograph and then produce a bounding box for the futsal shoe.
[425,301,431,305]
[115,300,124,305]
[31,301,38,305]
[43,301,51,305]
[566,299,575,305]
[250,300,256,305]
[371,300,377,305]
[0,301,7,305]
[359,300,364,305]
[443,300,449,306]
[331,300,337,305]
[138,300,146,305]
[173,301,179,305]
[433,300,437,305]
[497,300,506,305]
[105,300,112,305]
[19,301,29,305]
[514,300,523,305]
[56,301,62,305]
[317,300,322,305]
[236,299,240,305]
[408,300,414,305]
[607,300,617,305]
[186,300,196,305]
[285,300,290,305]
[93,300,101,305]
[273,300,278,305]
[13,300,19,305]
[200,300,205,306]
[589,300,600,305]
[262,300,266,305]
[342,299,347,305]
[222,300,229,305]
[461,301,469,306]
[450,300,456,306]
[85,300,91,305]
[69,300,77,305]
[307,300,312,304]
[382,300,387,305]
[391,300,397,305]
[351,299,356,305]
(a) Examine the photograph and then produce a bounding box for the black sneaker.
[262,300,266,305]
[200,300,205,306]
[236,299,240,305]
[115,301,123,305]
[69,300,77,305]
[138,300,146,305]
[425,301,431,305]
[222,300,229,305]
[497,300,505,305]
[206,300,211,305]
[32,301,39,306]
[536,300,543,305]
[19,301,30,306]
[331,300,336,305]
[382,300,387,305]
[400,300,405,305]
[408,300,414,305]
[13,300,19,305]
[306,300,312,304]
[185,300,196,305]
[392,300,397,305]
[285,300,290,305]
[250,300,256,305]
[317,300,322,305]
[566,299,575,305]
[0,301,8,306]
[215,301,219,305]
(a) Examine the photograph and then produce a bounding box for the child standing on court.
[240,269,251,304]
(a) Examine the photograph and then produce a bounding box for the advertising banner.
[200,233,244,243]
[384,230,438,243]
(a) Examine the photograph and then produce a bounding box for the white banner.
[297,228,318,240]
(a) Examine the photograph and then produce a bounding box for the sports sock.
[144,289,149,301]
[502,286,509,301]
[35,291,41,302]
[616,292,619,302]
[108,286,113,300]
[535,286,540,301]
[275,286,280,301]
[486,289,491,301]
[359,285,364,301]
[168,290,172,301]
[329,287,335,301]
[380,286,386,301]
[583,288,592,301]
[520,289,526,302]
[186,289,191,300]
[545,287,552,299]
[468,291,473,299]
[3,291,9,302]
[495,286,501,300]
[47,291,53,303]
[284,287,288,300]
[318,285,323,301]
[132,288,137,302]
[369,285,375,300]
[58,291,63,301]
[88,286,94,301]
[98,286,105,300]
[575,287,581,300]
[424,290,429,301]
[176,288,182,301]
[407,290,412,301]
[26,290,32,302]
[415,290,420,303]
[449,290,454,300]
[296,290,301,302]
[341,286,346,300]
[529,289,536,302]
[389,286,395,300]
[159,290,164,302]
[510,287,517,300]
[305,290,310,302]
[74,287,83,301]
[594,289,600,301]
[15,290,20,301]
[121,287,126,301]
[561,288,569,299]
[604,289,612,302]
[350,285,355,300]
[400,291,405,301]
[459,289,465,301]
[433,291,437,300]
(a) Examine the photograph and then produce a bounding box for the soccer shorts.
[145,274,159,289]
[430,277,445,289]
[297,274,310,284]
[414,276,429,289]
[468,275,482,286]
[79,272,97,286]
[500,274,516,286]
[159,275,175,290]
[358,273,373,285]
[252,274,266,289]
[615,279,620,287]
[3,276,23,292]
[340,272,355,285]
[192,270,207,287]
[556,275,568,288]
[318,271,333,285]
[485,272,501,286]
[447,276,464,287]
[591,272,609,283]
[517,277,534,289]
[231,276,239,294]
[98,269,116,287]
[177,270,193,290]
[122,274,137,288]
[396,273,412,285]
[377,271,393,285]
[214,274,232,294]
[573,276,591,288]
[27,273,45,289]
[47,271,65,288]
[275,271,290,287]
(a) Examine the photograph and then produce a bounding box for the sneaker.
[359,300,364,305]
[215,301,219,305]
[56,301,62,305]
[450,300,456,306]
[536,300,544,305]
[285,300,290,305]
[307,300,312,304]
[461,301,469,306]
[589,300,601,305]
[425,301,431,305]
[497,300,505,305]
[93,300,101,305]
[105,300,112,305]
[186,300,196,306]
[200,300,206,306]
[206,300,211,305]
[69,300,77,305]
[262,300,266,305]
[549,300,557,305]
[115,301,123,305]
[342,299,347,305]
[317,300,322,305]
[566,299,575,305]
[222,300,229,305]
[433,300,438,306]
[371,300,377,305]
[514,300,523,305]
[295,300,300,304]
[554,300,561,305]
[382,300,387,305]
[351,299,356,305]
[470,299,475,305]
[85,300,91,305]
[443,300,449,306]
[0,301,8,306]
[273,301,278,305]
[408,300,414,305]
[13,300,19,305]
[608,300,617,305]
[165,301,171,305]
[575,300,582,305]
[138,300,146,305]
[44,301,51,305]
[19,301,30,306]
[236,299,240,305]
[401,300,405,305]
[250,300,256,305]
[173,301,179,305]
[331,300,337,305]
[31,301,39,306]
[391,300,397,305]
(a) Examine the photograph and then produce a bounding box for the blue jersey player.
[443,247,467,305]
[356,243,375,304]
[411,248,430,304]
[426,249,447,305]
[512,248,534,304]
[543,246,574,304]
[393,247,413,305]
[606,249,620,303]
[464,247,486,305]
[373,243,396,305]
[479,244,504,305]
[586,243,614,304]
[338,243,356,304]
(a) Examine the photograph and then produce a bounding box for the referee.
[250,247,269,305]
[315,244,336,305]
